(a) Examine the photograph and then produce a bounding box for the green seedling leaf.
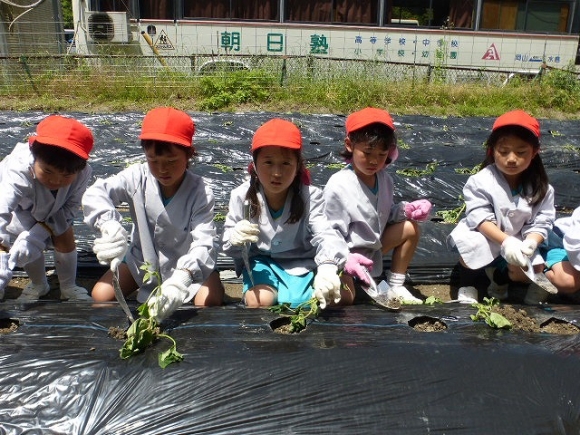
[435,196,466,224]
[158,337,184,368]
[487,312,512,329]
[137,301,150,318]
[396,162,438,177]
[118,262,184,368]
[269,297,320,333]
[120,318,156,359]
[212,164,232,172]
[470,297,512,330]
[454,164,482,175]
[269,302,292,314]
[424,296,443,305]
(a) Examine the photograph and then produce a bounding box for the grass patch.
[1,56,580,118]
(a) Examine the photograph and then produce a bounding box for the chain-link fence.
[0,52,523,98]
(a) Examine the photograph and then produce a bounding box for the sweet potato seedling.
[119,263,184,368]
[269,297,321,333]
[470,297,512,329]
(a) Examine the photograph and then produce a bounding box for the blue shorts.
[544,248,569,270]
[242,256,314,307]
[540,228,568,270]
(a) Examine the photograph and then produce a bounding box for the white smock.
[0,142,92,246]
[323,167,406,278]
[447,164,554,269]
[222,181,348,276]
[83,163,218,302]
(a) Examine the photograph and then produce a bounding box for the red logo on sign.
[482,43,500,60]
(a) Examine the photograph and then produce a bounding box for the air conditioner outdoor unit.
[86,12,131,43]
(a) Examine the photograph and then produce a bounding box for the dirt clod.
[410,316,448,332]
[540,318,580,335]
[108,326,127,340]
[492,305,579,334]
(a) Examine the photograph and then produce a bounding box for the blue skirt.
[242,256,314,307]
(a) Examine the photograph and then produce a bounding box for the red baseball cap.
[252,118,302,151]
[139,107,195,148]
[492,110,540,138]
[346,107,399,164]
[28,115,94,160]
[346,107,395,134]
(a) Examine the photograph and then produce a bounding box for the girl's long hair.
[245,148,309,224]
[481,125,549,206]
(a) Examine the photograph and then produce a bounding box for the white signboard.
[137,22,578,72]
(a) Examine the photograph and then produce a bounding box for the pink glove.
[404,200,432,222]
[344,253,374,285]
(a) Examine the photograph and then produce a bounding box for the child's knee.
[405,220,421,239]
[91,281,114,302]
[52,227,76,252]
[195,272,224,306]
[548,266,580,293]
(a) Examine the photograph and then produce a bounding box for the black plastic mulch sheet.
[2,113,580,433]
[1,111,579,283]
[2,302,580,434]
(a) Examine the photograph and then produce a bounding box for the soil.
[492,305,580,334]
[270,317,298,334]
[108,326,127,340]
[1,275,579,335]
[0,318,19,334]
[410,316,448,332]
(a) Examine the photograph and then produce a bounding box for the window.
[91,0,132,13]
[285,0,378,24]
[388,0,462,28]
[480,0,571,32]
[183,0,278,20]
[139,0,174,19]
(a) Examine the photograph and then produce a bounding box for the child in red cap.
[324,107,431,305]
[222,118,348,309]
[83,107,223,321]
[447,109,555,305]
[0,114,94,300]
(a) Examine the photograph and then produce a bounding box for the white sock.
[54,250,78,290]
[24,255,48,287]
[387,271,406,288]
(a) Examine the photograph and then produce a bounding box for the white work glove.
[8,223,50,269]
[148,269,200,322]
[500,236,528,267]
[230,220,259,246]
[521,239,538,257]
[0,252,12,294]
[92,221,128,267]
[312,264,341,309]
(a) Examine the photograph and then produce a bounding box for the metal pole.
[280,0,285,23]
[474,0,483,31]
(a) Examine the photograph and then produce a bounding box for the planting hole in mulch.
[270,317,306,334]
[409,316,448,332]
[493,305,580,334]
[539,318,580,335]
[108,326,128,340]
[0,318,19,334]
